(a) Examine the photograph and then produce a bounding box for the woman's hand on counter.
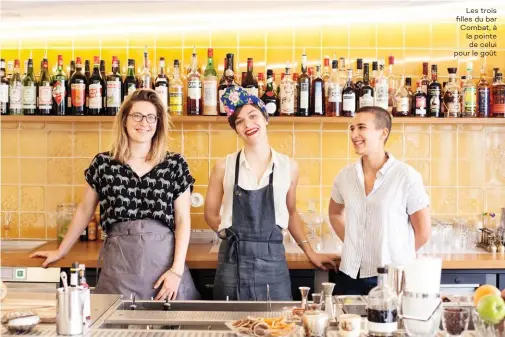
[306,251,337,271]
[153,269,182,300]
[29,250,64,268]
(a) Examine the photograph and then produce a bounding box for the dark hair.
[355,106,392,144]
[228,104,266,131]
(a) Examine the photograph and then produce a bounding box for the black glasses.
[129,113,158,124]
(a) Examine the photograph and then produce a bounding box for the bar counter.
[2,240,505,270]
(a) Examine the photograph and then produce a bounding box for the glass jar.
[367,266,399,337]
[56,203,77,241]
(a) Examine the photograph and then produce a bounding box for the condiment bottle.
[87,216,97,241]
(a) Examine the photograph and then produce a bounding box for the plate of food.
[226,316,300,337]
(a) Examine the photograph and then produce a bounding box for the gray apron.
[94,219,200,300]
[213,151,292,301]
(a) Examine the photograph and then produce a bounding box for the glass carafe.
[56,203,77,241]
[367,266,399,337]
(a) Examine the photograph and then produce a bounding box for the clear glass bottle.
[322,56,331,105]
[443,67,462,117]
[477,63,490,117]
[279,64,295,116]
[386,55,397,114]
[169,59,184,116]
[297,50,310,117]
[354,58,364,90]
[139,47,152,89]
[327,59,341,117]
[187,48,202,115]
[420,62,430,95]
[491,73,505,117]
[393,74,410,117]
[462,61,477,117]
[374,61,388,111]
[8,59,22,115]
[367,267,398,337]
[202,48,217,116]
[22,57,37,115]
[338,57,347,87]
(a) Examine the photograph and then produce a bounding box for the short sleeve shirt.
[84,152,194,232]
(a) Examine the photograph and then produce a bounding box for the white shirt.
[331,153,430,279]
[219,148,292,231]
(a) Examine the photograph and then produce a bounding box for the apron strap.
[234,151,241,187]
[269,163,275,185]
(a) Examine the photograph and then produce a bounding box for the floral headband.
[220,85,268,119]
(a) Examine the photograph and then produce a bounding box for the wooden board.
[1,298,56,323]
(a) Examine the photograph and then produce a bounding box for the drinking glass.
[442,307,470,337]
[2,212,13,240]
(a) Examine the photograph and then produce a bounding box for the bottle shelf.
[1,115,505,124]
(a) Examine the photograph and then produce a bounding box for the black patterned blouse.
[84,152,195,232]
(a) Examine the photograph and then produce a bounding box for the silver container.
[56,287,84,336]
[302,310,329,337]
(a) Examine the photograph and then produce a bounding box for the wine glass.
[2,212,13,240]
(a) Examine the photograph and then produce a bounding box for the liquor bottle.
[69,60,76,79]
[338,57,346,86]
[169,60,184,116]
[420,62,430,95]
[393,74,409,117]
[462,62,477,117]
[106,56,122,116]
[23,60,28,77]
[386,56,397,114]
[405,78,414,115]
[123,59,138,101]
[67,60,75,114]
[6,61,14,81]
[70,57,87,116]
[367,267,398,337]
[354,58,364,90]
[322,56,331,104]
[9,59,22,115]
[491,73,505,117]
[307,67,314,89]
[261,69,279,116]
[155,57,169,109]
[342,69,357,117]
[359,63,374,109]
[292,73,299,115]
[371,61,378,88]
[311,65,325,116]
[297,50,310,116]
[0,59,8,115]
[239,72,246,86]
[139,48,152,89]
[187,49,202,115]
[87,56,105,116]
[218,53,235,116]
[279,64,295,116]
[257,73,265,98]
[218,57,227,86]
[493,68,500,84]
[52,55,67,116]
[414,80,427,117]
[38,58,52,115]
[442,68,461,117]
[21,57,37,115]
[428,64,442,117]
[374,61,388,110]
[100,60,106,79]
[202,48,217,116]
[327,60,341,117]
[243,58,259,97]
[272,72,278,95]
[460,76,467,89]
[84,60,91,81]
[477,64,490,117]
[78,264,91,324]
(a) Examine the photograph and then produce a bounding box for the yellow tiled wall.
[1,21,505,238]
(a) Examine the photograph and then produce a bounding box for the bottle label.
[0,83,8,103]
[245,87,259,97]
[314,82,323,114]
[203,79,217,115]
[328,84,341,103]
[188,80,202,100]
[415,96,427,116]
[125,83,137,99]
[421,84,428,95]
[445,90,460,115]
[219,89,226,114]
[359,93,374,107]
[343,93,356,112]
[463,87,476,112]
[375,83,388,109]
[280,82,295,115]
[88,83,102,109]
[106,81,121,108]
[300,83,309,109]
[71,83,86,108]
[155,86,168,107]
[478,87,490,114]
[396,97,409,113]
[429,88,440,113]
[52,80,65,106]
[265,102,277,116]
[9,83,22,109]
[38,85,52,108]
[169,88,183,115]
[22,86,37,109]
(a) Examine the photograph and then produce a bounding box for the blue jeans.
[334,270,378,295]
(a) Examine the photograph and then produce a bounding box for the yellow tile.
[210,29,236,48]
[268,121,293,131]
[20,186,45,212]
[322,132,348,158]
[168,130,183,153]
[45,50,73,72]
[238,29,265,48]
[377,23,404,49]
[73,185,87,204]
[211,48,238,75]
[297,160,320,186]
[432,131,457,158]
[74,131,99,157]
[48,131,73,157]
[236,49,266,75]
[210,131,237,158]
[349,49,378,65]
[101,36,128,48]
[186,158,210,185]
[295,186,321,212]
[486,157,505,186]
[322,24,349,48]
[266,48,294,72]
[73,158,92,185]
[266,28,293,48]
[1,186,19,211]
[405,160,430,186]
[181,47,210,73]
[457,188,484,214]
[100,131,113,152]
[487,187,505,214]
[1,158,19,184]
[430,50,458,74]
[190,213,207,230]
[183,131,210,158]
[156,32,183,48]
[45,122,72,131]
[350,24,376,49]
[20,213,46,239]
[431,159,457,186]
[47,159,73,185]
[403,50,431,78]
[45,186,73,213]
[1,212,20,239]
[322,159,349,186]
[191,186,207,214]
[294,122,320,131]
[183,122,210,131]
[295,26,321,48]
[1,122,18,130]
[170,122,183,131]
[458,131,485,160]
[405,23,431,49]
[486,127,505,157]
[20,159,46,185]
[385,132,404,158]
[322,122,349,131]
[431,187,457,214]
[1,130,18,157]
[127,35,156,49]
[269,131,293,156]
[322,186,333,207]
[294,132,321,158]
[129,47,156,73]
[19,129,47,157]
[432,23,458,49]
[184,31,211,48]
[405,132,430,158]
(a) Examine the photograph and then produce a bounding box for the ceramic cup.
[338,314,361,337]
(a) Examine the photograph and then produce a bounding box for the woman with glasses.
[31,89,200,301]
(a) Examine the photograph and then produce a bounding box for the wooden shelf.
[1,115,505,124]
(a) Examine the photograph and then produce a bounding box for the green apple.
[477,294,505,324]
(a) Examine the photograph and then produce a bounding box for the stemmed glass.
[2,212,13,240]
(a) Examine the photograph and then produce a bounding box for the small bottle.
[477,63,490,117]
[326,59,341,117]
[342,69,357,117]
[70,262,79,287]
[367,266,398,337]
[443,67,462,117]
[169,59,184,116]
[311,65,325,116]
[414,80,428,117]
[393,74,410,117]
[80,220,88,241]
[491,73,505,118]
[78,264,91,325]
[87,216,97,241]
[261,69,279,116]
[257,72,265,98]
[279,64,295,116]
